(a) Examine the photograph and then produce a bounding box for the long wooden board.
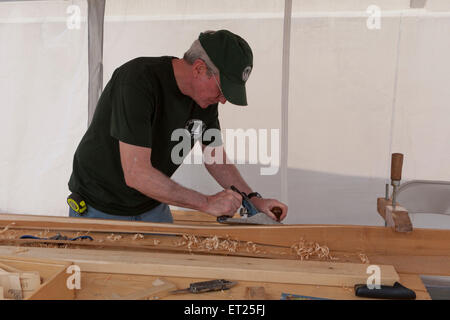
[1,213,450,257]
[2,235,449,276]
[0,246,399,287]
[75,272,431,300]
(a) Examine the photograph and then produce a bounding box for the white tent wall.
[0,0,88,216]
[1,0,449,228]
[392,14,450,228]
[288,0,450,227]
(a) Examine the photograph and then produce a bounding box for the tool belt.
[67,192,87,215]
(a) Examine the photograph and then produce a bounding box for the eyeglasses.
[212,73,225,100]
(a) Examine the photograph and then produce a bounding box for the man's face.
[191,60,227,108]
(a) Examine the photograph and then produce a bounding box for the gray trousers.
[69,203,173,223]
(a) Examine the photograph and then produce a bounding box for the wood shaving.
[358,253,370,264]
[245,241,255,252]
[342,285,354,293]
[244,241,267,254]
[13,247,28,254]
[153,239,160,245]
[132,234,144,241]
[106,234,122,241]
[0,223,16,234]
[36,229,50,238]
[4,230,17,240]
[290,238,337,261]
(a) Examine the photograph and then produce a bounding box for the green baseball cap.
[199,30,253,106]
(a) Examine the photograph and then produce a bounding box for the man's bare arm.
[202,144,253,195]
[119,141,241,216]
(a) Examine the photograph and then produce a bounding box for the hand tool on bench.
[354,282,416,299]
[216,186,283,225]
[169,279,237,294]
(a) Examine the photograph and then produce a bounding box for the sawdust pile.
[290,238,337,261]
[175,234,239,253]
[173,234,268,255]
[174,234,245,253]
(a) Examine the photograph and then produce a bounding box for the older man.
[68,30,288,223]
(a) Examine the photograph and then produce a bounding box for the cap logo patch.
[242,66,252,82]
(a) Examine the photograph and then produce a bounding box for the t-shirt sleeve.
[110,84,154,148]
[202,104,223,147]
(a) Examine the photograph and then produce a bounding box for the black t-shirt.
[68,56,221,216]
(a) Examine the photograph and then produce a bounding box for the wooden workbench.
[1,210,448,300]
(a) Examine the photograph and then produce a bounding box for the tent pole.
[281,0,292,206]
[87,0,106,126]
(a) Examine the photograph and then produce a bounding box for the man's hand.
[250,198,288,222]
[202,190,242,217]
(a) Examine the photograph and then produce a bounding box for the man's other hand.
[202,190,242,217]
[250,198,288,222]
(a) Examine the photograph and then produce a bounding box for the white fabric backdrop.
[0,0,88,216]
[288,0,450,227]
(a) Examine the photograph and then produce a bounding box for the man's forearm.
[205,161,253,196]
[128,165,208,211]
[203,145,253,195]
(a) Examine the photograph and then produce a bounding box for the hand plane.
[216,186,282,225]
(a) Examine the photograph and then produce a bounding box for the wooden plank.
[2,237,448,276]
[0,261,22,272]
[377,198,413,232]
[1,215,449,277]
[28,265,75,300]
[119,279,176,300]
[0,246,399,287]
[385,205,413,233]
[0,255,71,277]
[245,286,267,300]
[2,226,450,276]
[368,255,450,276]
[76,272,430,300]
[377,197,390,220]
[1,213,450,256]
